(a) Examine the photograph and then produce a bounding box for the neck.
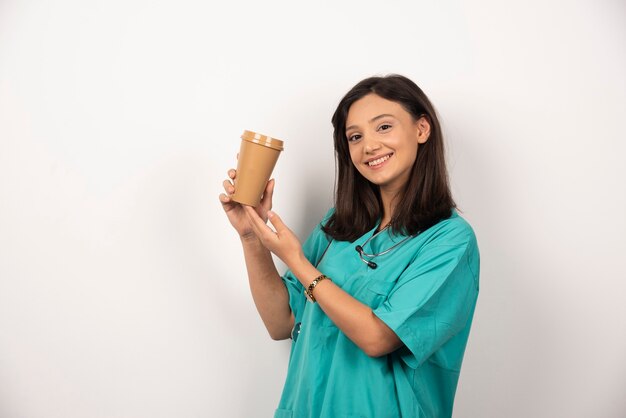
[378,187,401,231]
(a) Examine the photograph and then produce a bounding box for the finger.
[222,179,235,195]
[244,205,263,229]
[245,206,274,237]
[244,207,265,241]
[260,179,275,211]
[228,169,236,179]
[267,211,288,234]
[219,193,232,204]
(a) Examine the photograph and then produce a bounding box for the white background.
[1,0,625,417]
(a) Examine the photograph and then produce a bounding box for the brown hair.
[322,74,456,241]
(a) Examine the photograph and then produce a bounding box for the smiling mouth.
[367,153,393,167]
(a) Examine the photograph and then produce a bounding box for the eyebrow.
[346,114,396,132]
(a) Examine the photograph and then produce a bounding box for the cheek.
[348,148,369,178]
[407,142,420,162]
[348,147,360,167]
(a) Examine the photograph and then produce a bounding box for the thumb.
[260,178,275,210]
[267,211,287,234]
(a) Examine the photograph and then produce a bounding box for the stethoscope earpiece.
[355,245,378,269]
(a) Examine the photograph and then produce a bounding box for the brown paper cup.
[231,130,284,207]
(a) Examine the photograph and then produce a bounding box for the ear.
[415,116,431,144]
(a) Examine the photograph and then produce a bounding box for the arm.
[219,170,294,340]
[293,256,402,357]
[246,208,402,357]
[239,235,294,340]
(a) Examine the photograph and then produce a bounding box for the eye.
[347,133,362,142]
[378,124,392,132]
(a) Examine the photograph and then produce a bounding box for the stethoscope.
[290,226,413,341]
[355,225,413,269]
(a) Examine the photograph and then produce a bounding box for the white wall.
[1,0,625,417]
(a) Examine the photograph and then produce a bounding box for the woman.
[219,75,479,418]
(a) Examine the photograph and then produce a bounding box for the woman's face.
[345,94,430,194]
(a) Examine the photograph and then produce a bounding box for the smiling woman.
[325,76,455,242]
[219,74,479,418]
[344,94,430,230]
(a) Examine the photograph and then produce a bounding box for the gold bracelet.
[304,274,331,303]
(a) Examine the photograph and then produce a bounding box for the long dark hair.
[322,74,456,241]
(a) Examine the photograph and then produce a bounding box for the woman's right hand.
[219,168,275,239]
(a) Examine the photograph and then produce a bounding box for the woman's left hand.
[244,206,305,269]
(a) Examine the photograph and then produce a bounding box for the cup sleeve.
[373,235,480,369]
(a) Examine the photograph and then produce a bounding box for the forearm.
[242,208,400,353]
[290,260,402,357]
[240,235,294,340]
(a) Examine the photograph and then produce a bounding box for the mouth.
[365,153,393,168]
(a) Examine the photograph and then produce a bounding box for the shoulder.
[418,210,480,282]
[302,207,335,245]
[300,208,335,263]
[320,207,336,224]
[421,210,477,248]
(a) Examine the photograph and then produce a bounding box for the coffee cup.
[231,130,284,207]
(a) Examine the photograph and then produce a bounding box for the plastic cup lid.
[241,130,284,151]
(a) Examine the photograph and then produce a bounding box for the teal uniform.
[275,209,480,418]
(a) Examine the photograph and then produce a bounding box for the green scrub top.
[275,209,479,418]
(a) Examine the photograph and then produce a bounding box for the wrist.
[291,256,321,288]
[304,274,331,303]
[239,232,261,245]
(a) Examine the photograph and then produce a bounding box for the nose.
[362,133,381,154]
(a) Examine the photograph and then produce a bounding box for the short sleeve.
[281,209,334,322]
[373,224,480,369]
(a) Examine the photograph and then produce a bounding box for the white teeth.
[367,154,391,166]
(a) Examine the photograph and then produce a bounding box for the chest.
[314,235,418,309]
